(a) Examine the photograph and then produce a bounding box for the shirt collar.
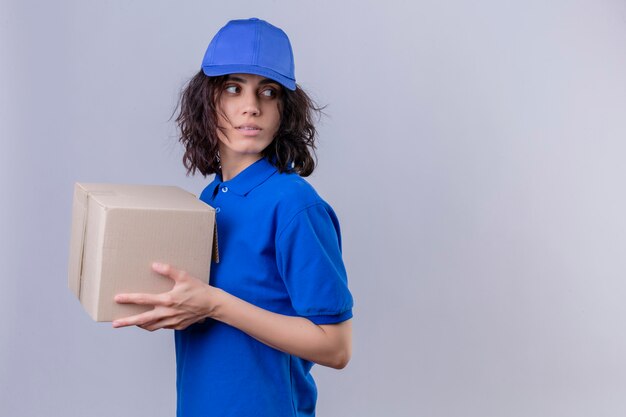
[215,157,278,196]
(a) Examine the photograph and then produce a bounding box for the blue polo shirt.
[175,157,353,417]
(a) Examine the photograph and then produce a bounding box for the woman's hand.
[112,262,216,331]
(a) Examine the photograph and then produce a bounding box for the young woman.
[113,18,353,417]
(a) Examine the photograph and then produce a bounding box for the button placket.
[211,183,225,214]
[213,183,229,214]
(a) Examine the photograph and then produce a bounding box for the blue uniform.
[175,157,353,417]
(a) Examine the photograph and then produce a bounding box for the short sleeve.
[275,203,353,325]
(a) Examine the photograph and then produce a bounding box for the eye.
[224,85,240,94]
[260,87,277,98]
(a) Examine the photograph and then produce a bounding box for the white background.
[2,1,626,416]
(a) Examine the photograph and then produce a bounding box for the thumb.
[152,262,177,280]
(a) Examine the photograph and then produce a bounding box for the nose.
[241,91,261,116]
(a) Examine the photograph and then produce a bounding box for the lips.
[234,123,263,137]
[236,124,261,131]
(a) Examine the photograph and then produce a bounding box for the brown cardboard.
[68,182,217,322]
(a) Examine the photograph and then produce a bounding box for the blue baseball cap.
[201,18,296,91]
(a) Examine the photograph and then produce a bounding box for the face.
[215,73,282,165]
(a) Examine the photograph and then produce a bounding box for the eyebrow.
[226,75,279,86]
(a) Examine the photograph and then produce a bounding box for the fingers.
[112,305,183,328]
[113,307,202,331]
[143,317,195,332]
[114,263,185,306]
[112,309,158,328]
[115,292,171,306]
[151,262,171,275]
[152,262,188,282]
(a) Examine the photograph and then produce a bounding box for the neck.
[220,153,263,181]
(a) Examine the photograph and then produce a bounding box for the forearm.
[209,287,352,369]
[113,263,352,369]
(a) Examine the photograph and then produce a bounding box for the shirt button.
[221,186,229,193]
[215,207,221,213]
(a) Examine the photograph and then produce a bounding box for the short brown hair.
[175,71,321,177]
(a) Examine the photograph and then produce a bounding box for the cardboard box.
[68,182,217,322]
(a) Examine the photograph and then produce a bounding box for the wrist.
[204,286,227,320]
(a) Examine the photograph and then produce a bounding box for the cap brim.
[202,64,296,91]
